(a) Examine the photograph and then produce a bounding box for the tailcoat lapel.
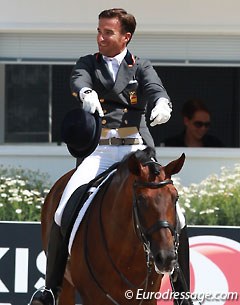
[113,58,138,94]
[95,51,138,93]
[95,54,114,90]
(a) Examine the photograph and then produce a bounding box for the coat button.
[124,120,128,125]
[123,108,128,113]
[102,119,107,125]
[100,99,105,103]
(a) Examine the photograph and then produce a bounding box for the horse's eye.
[137,195,144,203]
[137,195,148,209]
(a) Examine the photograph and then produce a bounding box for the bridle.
[133,179,176,238]
[132,175,180,275]
[84,161,180,305]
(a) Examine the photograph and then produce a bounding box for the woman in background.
[164,99,224,147]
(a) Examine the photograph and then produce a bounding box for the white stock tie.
[107,58,119,81]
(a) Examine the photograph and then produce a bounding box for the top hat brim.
[64,110,102,159]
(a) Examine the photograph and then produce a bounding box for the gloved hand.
[150,98,172,127]
[79,88,104,117]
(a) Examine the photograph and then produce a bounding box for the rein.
[84,176,149,305]
[83,161,179,305]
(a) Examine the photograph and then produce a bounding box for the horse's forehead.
[140,179,177,198]
[140,185,177,220]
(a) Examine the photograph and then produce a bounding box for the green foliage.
[0,165,50,221]
[176,164,240,225]
[1,163,240,225]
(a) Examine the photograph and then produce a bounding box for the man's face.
[97,17,131,57]
[184,110,211,140]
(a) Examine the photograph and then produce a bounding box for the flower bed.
[0,165,50,221]
[1,164,240,225]
[177,164,240,225]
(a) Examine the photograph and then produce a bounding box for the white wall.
[156,147,240,186]
[1,0,240,34]
[0,65,4,144]
[1,145,240,186]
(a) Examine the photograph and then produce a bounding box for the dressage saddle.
[60,162,120,240]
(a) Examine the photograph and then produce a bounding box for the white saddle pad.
[68,170,116,254]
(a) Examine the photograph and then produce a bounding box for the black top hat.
[61,108,102,158]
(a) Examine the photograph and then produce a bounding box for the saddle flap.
[61,184,89,239]
[60,161,120,240]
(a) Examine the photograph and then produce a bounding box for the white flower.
[5,179,17,186]
[22,190,33,197]
[31,190,41,196]
[18,180,26,186]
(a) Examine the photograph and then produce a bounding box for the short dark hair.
[99,8,136,43]
[182,99,210,119]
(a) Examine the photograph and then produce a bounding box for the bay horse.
[41,147,185,305]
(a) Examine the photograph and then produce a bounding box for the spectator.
[164,98,224,147]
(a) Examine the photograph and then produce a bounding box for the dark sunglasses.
[193,121,211,128]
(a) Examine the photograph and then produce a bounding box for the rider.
[30,8,192,305]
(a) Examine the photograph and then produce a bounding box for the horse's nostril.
[155,250,177,270]
[155,253,163,265]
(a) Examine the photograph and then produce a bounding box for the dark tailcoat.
[70,50,169,147]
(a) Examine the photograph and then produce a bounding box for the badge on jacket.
[130,91,137,104]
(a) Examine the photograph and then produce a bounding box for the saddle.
[60,162,120,240]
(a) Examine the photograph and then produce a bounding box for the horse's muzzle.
[153,249,177,274]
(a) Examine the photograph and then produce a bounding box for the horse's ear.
[128,153,141,176]
[164,153,185,178]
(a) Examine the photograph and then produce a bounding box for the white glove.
[79,88,104,117]
[150,98,172,127]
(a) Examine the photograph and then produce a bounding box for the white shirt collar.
[103,48,127,65]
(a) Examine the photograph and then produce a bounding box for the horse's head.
[128,147,185,274]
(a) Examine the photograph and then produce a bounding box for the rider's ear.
[128,153,141,176]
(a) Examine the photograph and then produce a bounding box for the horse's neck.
[102,174,143,259]
[99,170,162,290]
